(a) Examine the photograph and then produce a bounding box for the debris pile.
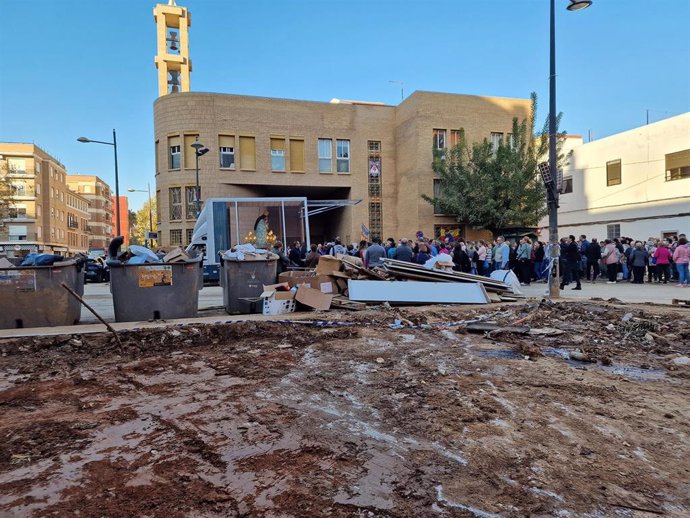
[221,243,278,262]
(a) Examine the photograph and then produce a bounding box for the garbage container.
[109,257,203,322]
[220,257,277,314]
[0,259,85,329]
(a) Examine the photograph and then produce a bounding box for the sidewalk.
[519,279,690,306]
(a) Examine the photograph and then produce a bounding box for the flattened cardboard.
[279,271,337,294]
[295,285,333,310]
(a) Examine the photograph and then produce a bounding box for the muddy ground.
[1,300,689,518]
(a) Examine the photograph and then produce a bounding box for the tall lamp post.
[77,130,121,237]
[127,184,153,249]
[546,0,592,298]
[190,138,209,217]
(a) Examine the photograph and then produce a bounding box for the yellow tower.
[153,0,191,97]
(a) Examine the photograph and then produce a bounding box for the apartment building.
[538,112,690,240]
[111,196,130,246]
[66,175,114,251]
[0,143,90,257]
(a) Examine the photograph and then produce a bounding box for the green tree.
[423,93,569,237]
[131,198,157,247]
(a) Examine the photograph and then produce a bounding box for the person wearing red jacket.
[653,241,672,284]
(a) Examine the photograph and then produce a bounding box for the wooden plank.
[331,296,367,311]
[347,280,490,304]
[383,259,510,289]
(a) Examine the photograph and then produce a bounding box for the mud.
[1,301,689,517]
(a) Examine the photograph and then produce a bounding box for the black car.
[84,258,110,283]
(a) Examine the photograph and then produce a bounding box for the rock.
[622,313,633,322]
[606,324,616,332]
[671,356,690,366]
[375,357,385,364]
[167,329,182,337]
[570,350,595,362]
[644,333,654,343]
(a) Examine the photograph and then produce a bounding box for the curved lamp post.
[77,130,121,237]
[547,0,592,298]
[128,184,153,248]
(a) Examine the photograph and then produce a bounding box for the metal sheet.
[347,280,490,304]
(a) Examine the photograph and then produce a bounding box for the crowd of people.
[268,231,690,289]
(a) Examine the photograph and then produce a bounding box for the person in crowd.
[646,238,658,283]
[672,236,690,287]
[585,238,602,282]
[271,241,290,278]
[494,236,510,270]
[364,237,386,269]
[288,241,303,267]
[476,240,488,277]
[484,240,493,276]
[452,242,471,273]
[561,235,582,290]
[533,240,545,282]
[628,241,649,284]
[393,238,414,262]
[653,240,672,284]
[515,236,532,285]
[602,239,619,283]
[385,238,397,259]
[414,243,432,265]
[304,244,320,268]
[579,235,590,277]
[330,237,347,256]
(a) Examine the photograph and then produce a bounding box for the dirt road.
[1,301,689,517]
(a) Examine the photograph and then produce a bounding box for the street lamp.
[546,0,592,298]
[190,138,209,217]
[77,130,121,237]
[128,184,153,249]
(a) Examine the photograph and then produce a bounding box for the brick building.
[111,196,129,246]
[0,143,89,257]
[66,175,114,251]
[152,1,531,248]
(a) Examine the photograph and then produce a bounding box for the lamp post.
[547,0,592,298]
[77,129,121,237]
[127,184,153,249]
[190,138,209,217]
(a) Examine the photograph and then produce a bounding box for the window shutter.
[290,139,305,172]
[240,136,256,170]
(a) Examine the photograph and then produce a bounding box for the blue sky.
[1,0,688,211]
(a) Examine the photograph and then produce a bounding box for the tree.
[131,198,157,247]
[423,93,569,237]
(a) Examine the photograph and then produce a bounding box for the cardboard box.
[315,255,342,276]
[260,283,296,315]
[279,271,337,295]
[295,285,333,311]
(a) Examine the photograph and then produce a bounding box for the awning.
[307,199,361,216]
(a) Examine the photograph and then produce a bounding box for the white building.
[540,113,690,241]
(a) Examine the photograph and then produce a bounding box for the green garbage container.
[109,257,203,322]
[0,259,85,329]
[220,257,277,314]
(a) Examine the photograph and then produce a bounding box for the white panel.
[347,280,490,304]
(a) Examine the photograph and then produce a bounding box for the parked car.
[84,258,110,283]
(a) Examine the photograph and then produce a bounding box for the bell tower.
[153,0,191,97]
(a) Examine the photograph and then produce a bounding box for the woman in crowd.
[602,239,619,283]
[516,236,532,286]
[672,236,690,287]
[476,240,487,277]
[532,240,545,282]
[653,240,672,284]
[414,243,432,265]
[628,241,649,284]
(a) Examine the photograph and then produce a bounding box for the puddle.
[475,349,523,360]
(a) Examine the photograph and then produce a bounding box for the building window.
[665,149,690,181]
[368,141,382,239]
[270,138,286,172]
[37,205,42,217]
[219,135,236,169]
[607,224,621,240]
[449,130,461,148]
[185,228,194,245]
[490,132,503,152]
[239,136,256,170]
[169,187,182,220]
[36,183,40,195]
[155,140,159,174]
[8,158,26,174]
[606,159,622,186]
[318,138,332,173]
[185,186,198,219]
[169,141,181,170]
[433,129,446,150]
[561,176,573,194]
[289,139,305,172]
[336,139,350,174]
[170,229,183,246]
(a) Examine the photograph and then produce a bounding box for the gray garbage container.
[0,259,85,329]
[109,257,203,322]
[220,257,277,314]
